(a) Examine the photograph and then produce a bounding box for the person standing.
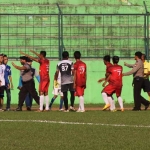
[0,54,6,112]
[73,51,86,112]
[98,55,113,110]
[123,51,150,111]
[11,56,40,111]
[49,71,64,111]
[18,58,40,110]
[141,54,150,101]
[3,55,14,111]
[102,56,124,112]
[55,51,74,112]
[20,50,50,112]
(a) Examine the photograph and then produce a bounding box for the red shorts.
[102,84,122,97]
[75,86,85,97]
[39,80,50,93]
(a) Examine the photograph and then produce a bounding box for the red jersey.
[39,58,50,81]
[74,60,86,86]
[106,62,113,73]
[107,64,123,86]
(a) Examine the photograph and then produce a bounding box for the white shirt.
[0,64,6,86]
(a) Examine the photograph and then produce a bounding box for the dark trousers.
[5,88,11,109]
[63,91,75,110]
[25,93,33,108]
[133,77,149,109]
[18,79,39,108]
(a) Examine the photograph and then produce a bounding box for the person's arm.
[98,78,105,83]
[124,62,135,68]
[30,50,41,58]
[102,74,111,87]
[20,51,39,62]
[11,62,29,70]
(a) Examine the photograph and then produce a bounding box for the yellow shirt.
[143,60,150,78]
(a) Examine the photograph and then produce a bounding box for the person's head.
[3,54,8,65]
[40,51,46,59]
[135,51,142,60]
[103,55,111,65]
[0,54,4,64]
[62,51,69,59]
[112,56,119,64]
[141,54,146,61]
[19,56,28,65]
[26,57,33,65]
[74,51,81,60]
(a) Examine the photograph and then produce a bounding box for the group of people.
[0,50,87,112]
[99,51,150,112]
[0,50,150,112]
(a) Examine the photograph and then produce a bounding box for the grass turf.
[1,105,150,150]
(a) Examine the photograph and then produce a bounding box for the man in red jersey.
[98,55,113,110]
[102,56,124,111]
[20,50,50,111]
[73,51,86,112]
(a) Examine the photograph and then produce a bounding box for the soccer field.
[1,105,150,150]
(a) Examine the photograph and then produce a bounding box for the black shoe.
[145,103,149,110]
[26,106,31,111]
[15,107,22,111]
[132,108,141,111]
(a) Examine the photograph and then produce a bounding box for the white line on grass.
[0,119,150,128]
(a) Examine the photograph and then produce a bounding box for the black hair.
[112,56,119,64]
[62,51,69,59]
[103,55,110,62]
[40,51,46,57]
[142,54,146,60]
[19,56,28,61]
[135,51,142,59]
[3,54,7,57]
[74,51,81,59]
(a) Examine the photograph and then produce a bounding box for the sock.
[112,99,116,110]
[49,97,56,108]
[59,99,63,109]
[40,95,44,111]
[101,92,109,105]
[79,96,84,111]
[45,95,49,110]
[118,96,123,109]
[107,96,114,110]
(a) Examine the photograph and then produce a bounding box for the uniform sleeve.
[74,63,77,70]
[123,62,141,76]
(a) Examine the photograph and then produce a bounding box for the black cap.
[19,56,28,61]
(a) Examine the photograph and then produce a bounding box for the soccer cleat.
[15,107,22,111]
[64,110,69,112]
[121,108,124,112]
[0,109,4,112]
[145,103,149,110]
[26,106,31,111]
[59,108,64,111]
[102,104,110,111]
[69,106,75,111]
[35,109,43,112]
[110,109,117,112]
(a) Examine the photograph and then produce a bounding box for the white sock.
[118,96,123,109]
[112,99,116,110]
[45,95,49,110]
[101,92,109,105]
[40,95,44,110]
[79,96,84,111]
[107,96,114,110]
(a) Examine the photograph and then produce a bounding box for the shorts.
[102,84,122,97]
[75,86,85,97]
[52,88,63,96]
[0,86,5,98]
[142,79,150,92]
[61,83,74,92]
[39,80,50,93]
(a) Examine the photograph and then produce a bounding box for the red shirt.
[107,64,123,86]
[39,58,50,81]
[74,60,86,86]
[106,62,113,73]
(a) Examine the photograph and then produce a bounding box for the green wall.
[7,59,148,104]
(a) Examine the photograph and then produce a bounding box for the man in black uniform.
[55,51,75,112]
[12,56,40,111]
[123,51,150,111]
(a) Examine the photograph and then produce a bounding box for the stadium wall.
[8,59,148,104]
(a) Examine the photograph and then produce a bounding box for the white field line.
[0,119,150,128]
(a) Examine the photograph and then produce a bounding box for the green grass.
[1,105,150,150]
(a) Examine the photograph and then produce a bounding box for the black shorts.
[61,83,74,92]
[0,86,5,98]
[142,79,150,92]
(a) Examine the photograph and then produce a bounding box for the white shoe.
[69,106,75,111]
[64,110,69,112]
[0,109,4,112]
[59,108,64,111]
[76,109,85,112]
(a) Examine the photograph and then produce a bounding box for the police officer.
[12,56,39,111]
[123,51,150,111]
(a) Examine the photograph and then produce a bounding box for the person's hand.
[11,62,17,68]
[98,79,103,83]
[17,86,22,90]
[124,62,127,66]
[10,84,14,90]
[54,80,59,88]
[102,81,107,87]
